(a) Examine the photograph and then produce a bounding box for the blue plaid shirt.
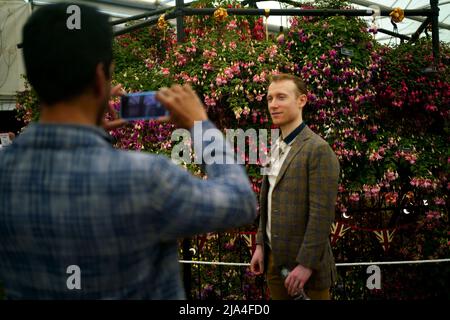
[0,121,256,299]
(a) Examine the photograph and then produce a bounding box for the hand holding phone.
[156,84,208,129]
[120,91,169,120]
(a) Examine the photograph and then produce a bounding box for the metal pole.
[410,17,431,43]
[182,239,192,299]
[113,12,177,36]
[111,7,173,26]
[176,0,185,43]
[182,8,431,17]
[430,0,440,66]
[377,28,411,41]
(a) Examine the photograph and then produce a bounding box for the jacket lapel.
[274,126,312,189]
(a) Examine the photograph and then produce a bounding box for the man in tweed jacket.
[250,74,340,300]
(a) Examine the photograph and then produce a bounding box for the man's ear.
[93,63,108,99]
[297,93,307,109]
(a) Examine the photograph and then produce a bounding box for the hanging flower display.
[213,7,228,22]
[389,7,405,23]
[157,14,168,30]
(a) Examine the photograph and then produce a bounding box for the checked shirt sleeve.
[143,120,257,240]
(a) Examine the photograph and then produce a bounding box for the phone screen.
[120,91,169,120]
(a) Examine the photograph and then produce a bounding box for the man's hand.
[250,245,264,275]
[156,84,208,129]
[284,264,312,297]
[102,84,127,131]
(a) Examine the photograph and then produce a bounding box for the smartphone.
[120,91,169,120]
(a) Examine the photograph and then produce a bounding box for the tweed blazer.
[256,125,340,290]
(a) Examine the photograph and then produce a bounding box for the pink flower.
[161,68,170,75]
[369,152,383,161]
[426,211,441,220]
[224,68,234,79]
[425,104,437,112]
[325,89,333,98]
[371,185,381,195]
[384,169,398,182]
[215,76,227,86]
[203,63,213,71]
[349,193,360,202]
[434,197,445,206]
[227,20,238,30]
[186,45,197,53]
[410,178,420,187]
[256,94,265,101]
[277,33,285,44]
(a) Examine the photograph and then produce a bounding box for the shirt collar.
[282,121,306,145]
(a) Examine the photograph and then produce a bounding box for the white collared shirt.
[266,137,293,248]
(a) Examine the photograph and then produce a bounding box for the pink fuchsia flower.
[370,185,381,196]
[404,153,417,164]
[384,169,399,182]
[434,197,446,206]
[202,63,213,71]
[325,89,333,98]
[289,17,299,27]
[202,49,217,58]
[204,95,216,107]
[256,93,265,101]
[339,204,348,214]
[425,104,438,112]
[215,76,227,86]
[369,151,383,161]
[410,177,420,187]
[276,33,285,44]
[349,193,360,202]
[186,45,197,53]
[226,20,238,30]
[224,67,234,79]
[425,211,441,220]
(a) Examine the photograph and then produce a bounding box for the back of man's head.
[22,3,113,105]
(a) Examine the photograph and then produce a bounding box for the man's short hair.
[22,3,113,105]
[269,74,308,96]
